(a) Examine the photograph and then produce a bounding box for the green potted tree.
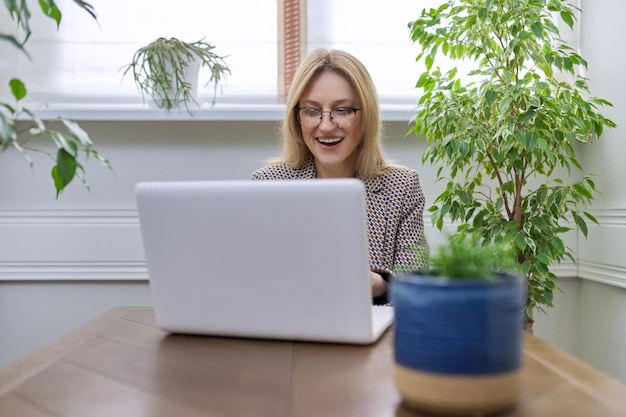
[122,37,231,111]
[391,233,525,416]
[409,0,616,329]
[1,0,111,198]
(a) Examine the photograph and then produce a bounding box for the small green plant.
[1,0,111,198]
[122,37,231,110]
[426,234,519,280]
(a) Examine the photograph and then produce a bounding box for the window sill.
[14,98,418,122]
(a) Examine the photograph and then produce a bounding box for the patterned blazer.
[251,158,429,275]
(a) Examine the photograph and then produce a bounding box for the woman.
[252,49,428,303]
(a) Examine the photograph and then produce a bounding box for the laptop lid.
[135,179,392,344]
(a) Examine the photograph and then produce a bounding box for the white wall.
[0,120,437,368]
[0,281,153,364]
[533,0,626,382]
[578,0,626,210]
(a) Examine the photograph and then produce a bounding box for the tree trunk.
[524,311,535,334]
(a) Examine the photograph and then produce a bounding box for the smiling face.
[298,70,363,178]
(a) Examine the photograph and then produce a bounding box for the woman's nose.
[318,112,335,130]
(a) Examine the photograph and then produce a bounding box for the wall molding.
[0,209,138,224]
[577,208,626,288]
[586,208,626,226]
[0,261,148,281]
[577,261,626,289]
[1,208,625,286]
[0,209,147,281]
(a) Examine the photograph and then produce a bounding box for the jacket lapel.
[359,174,390,270]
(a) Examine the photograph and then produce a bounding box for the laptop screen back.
[136,178,385,344]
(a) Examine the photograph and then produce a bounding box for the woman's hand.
[370,271,388,297]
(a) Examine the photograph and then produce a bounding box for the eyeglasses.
[295,107,361,129]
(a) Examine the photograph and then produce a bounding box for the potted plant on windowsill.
[408,0,616,330]
[1,1,111,198]
[391,233,525,416]
[122,37,231,111]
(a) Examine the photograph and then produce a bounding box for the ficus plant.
[409,0,616,327]
[0,0,111,198]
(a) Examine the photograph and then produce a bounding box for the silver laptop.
[135,178,393,344]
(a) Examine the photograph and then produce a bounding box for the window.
[306,0,438,101]
[0,0,443,105]
[0,0,278,103]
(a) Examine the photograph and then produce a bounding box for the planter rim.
[393,271,523,288]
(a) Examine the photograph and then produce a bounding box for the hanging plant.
[122,37,231,110]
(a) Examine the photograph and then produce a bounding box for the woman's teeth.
[318,137,342,145]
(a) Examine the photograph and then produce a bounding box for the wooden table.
[1,307,626,417]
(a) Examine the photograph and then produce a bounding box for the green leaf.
[0,34,31,58]
[560,10,574,29]
[62,118,93,146]
[517,108,536,123]
[38,0,63,27]
[583,211,599,225]
[572,212,589,237]
[498,96,513,114]
[4,0,32,35]
[531,21,544,38]
[425,54,434,70]
[9,78,27,100]
[537,137,547,151]
[69,0,97,20]
[478,8,488,22]
[536,253,551,265]
[0,111,18,146]
[543,287,554,305]
[52,148,78,198]
[416,72,430,88]
[485,89,497,106]
[526,132,538,150]
[50,131,75,155]
[21,108,46,132]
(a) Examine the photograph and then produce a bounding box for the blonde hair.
[275,49,388,178]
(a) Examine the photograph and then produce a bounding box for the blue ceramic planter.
[391,272,526,416]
